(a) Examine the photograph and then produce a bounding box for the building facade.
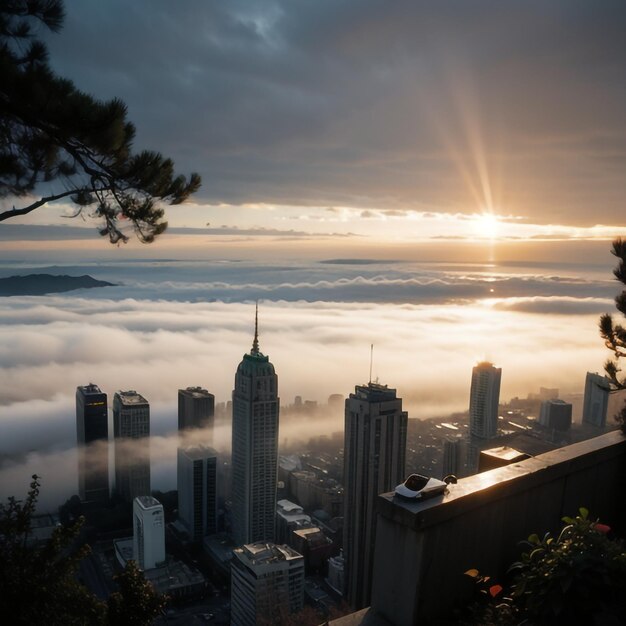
[582,372,610,428]
[133,495,165,570]
[76,383,109,503]
[469,362,502,439]
[231,309,279,546]
[113,390,151,503]
[539,398,572,431]
[178,386,215,434]
[177,445,218,541]
[231,542,304,625]
[343,382,407,610]
[442,437,463,478]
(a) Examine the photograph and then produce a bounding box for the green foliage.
[463,508,626,625]
[599,238,626,432]
[107,560,166,626]
[0,475,105,625]
[1,475,167,625]
[0,0,201,243]
[509,508,626,624]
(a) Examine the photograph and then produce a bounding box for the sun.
[474,212,499,239]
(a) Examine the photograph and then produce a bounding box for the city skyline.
[3,2,626,624]
[2,2,624,465]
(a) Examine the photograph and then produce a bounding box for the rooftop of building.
[113,537,134,564]
[115,390,148,405]
[77,383,104,395]
[352,382,398,402]
[237,542,303,565]
[113,538,205,592]
[179,444,218,460]
[134,495,162,510]
[543,398,571,405]
[474,360,497,369]
[480,445,530,463]
[277,499,304,514]
[178,386,214,398]
[292,526,332,547]
[144,559,206,593]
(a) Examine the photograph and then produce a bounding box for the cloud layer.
[0,253,619,509]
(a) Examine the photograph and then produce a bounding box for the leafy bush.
[464,508,626,625]
[509,508,626,624]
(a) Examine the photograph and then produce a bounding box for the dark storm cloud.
[43,1,626,223]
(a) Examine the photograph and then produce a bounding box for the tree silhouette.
[599,238,626,433]
[0,475,104,624]
[107,560,166,626]
[0,475,166,625]
[0,0,201,243]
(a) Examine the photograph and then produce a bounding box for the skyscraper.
[231,306,279,546]
[133,495,165,570]
[343,382,408,610]
[582,372,610,428]
[76,383,109,503]
[469,362,502,439]
[178,387,215,434]
[231,542,304,625]
[113,390,151,503]
[177,445,218,541]
[442,437,463,477]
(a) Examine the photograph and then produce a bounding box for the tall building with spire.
[231,305,280,546]
[343,382,407,610]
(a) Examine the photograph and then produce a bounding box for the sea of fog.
[0,251,620,509]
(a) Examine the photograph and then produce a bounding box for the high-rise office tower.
[469,362,502,439]
[133,495,165,570]
[582,372,610,428]
[76,383,109,503]
[178,387,215,434]
[231,542,304,625]
[177,445,218,541]
[231,306,279,546]
[343,382,407,610]
[113,390,151,503]
[442,437,463,477]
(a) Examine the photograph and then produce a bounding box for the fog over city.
[0,245,619,509]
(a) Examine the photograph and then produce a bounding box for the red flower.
[489,584,503,598]
[594,523,611,534]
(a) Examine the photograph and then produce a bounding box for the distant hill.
[0,274,115,296]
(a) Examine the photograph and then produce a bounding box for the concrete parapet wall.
[370,431,626,625]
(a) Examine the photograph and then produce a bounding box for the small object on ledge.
[394,473,448,500]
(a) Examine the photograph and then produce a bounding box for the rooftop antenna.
[369,344,374,384]
[252,301,259,354]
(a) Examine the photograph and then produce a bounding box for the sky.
[3,0,626,241]
[1,2,626,509]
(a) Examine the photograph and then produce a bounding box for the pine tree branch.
[0,188,77,220]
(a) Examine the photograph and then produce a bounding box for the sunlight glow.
[473,212,500,239]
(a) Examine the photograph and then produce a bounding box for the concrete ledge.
[370,430,626,625]
[378,430,626,531]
